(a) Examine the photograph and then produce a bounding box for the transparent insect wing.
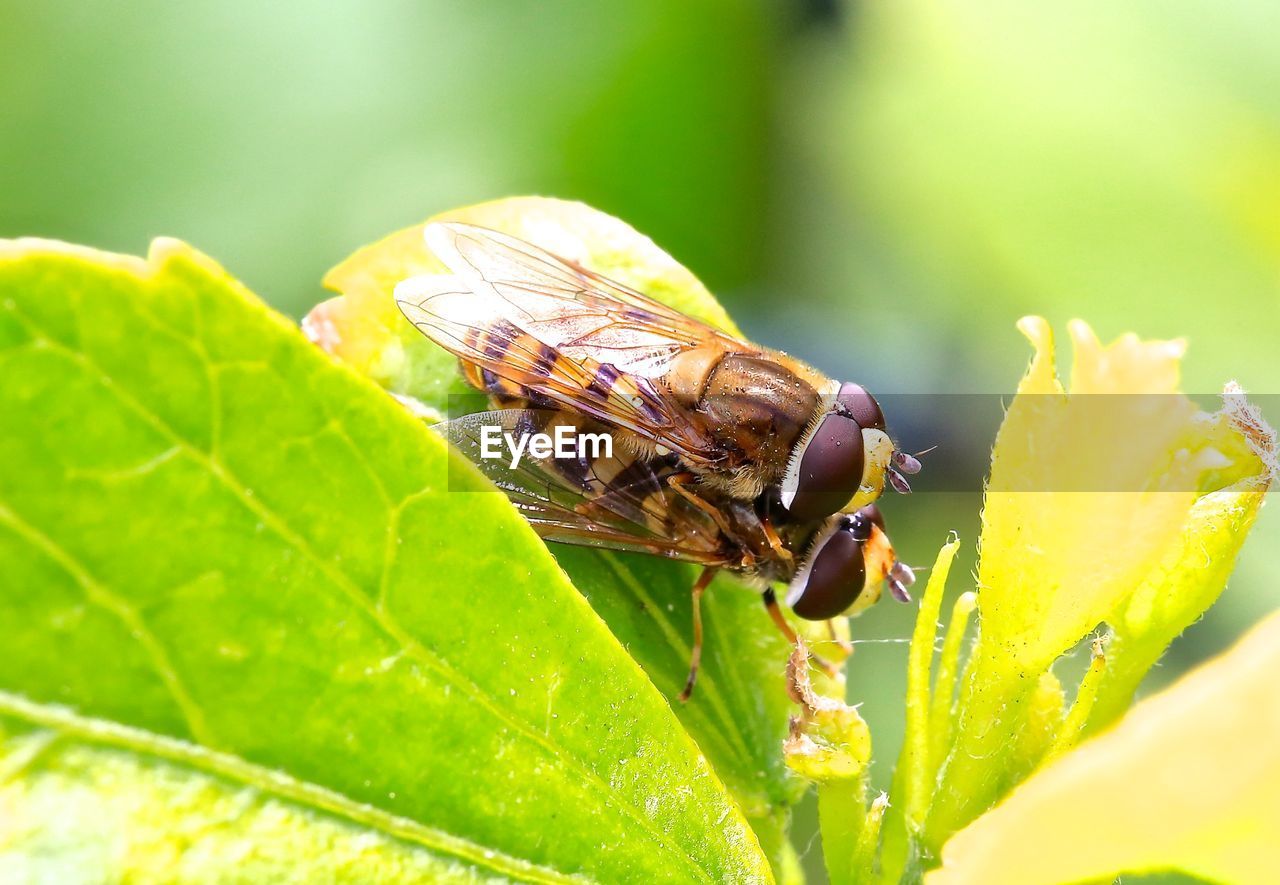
[435,410,726,565]
[422,222,738,378]
[395,274,496,347]
[396,224,756,466]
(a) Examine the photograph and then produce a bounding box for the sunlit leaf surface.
[0,238,771,882]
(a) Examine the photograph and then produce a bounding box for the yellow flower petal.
[978,317,1215,673]
[928,608,1280,885]
[925,318,1273,850]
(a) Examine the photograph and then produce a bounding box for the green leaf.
[310,197,823,859]
[0,238,772,882]
[0,700,571,884]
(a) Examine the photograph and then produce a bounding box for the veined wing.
[438,410,729,565]
[396,222,756,466]
[426,221,744,377]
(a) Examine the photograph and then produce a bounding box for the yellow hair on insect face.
[848,429,893,511]
[843,525,893,616]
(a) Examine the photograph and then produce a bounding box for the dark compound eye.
[781,412,865,522]
[836,382,885,432]
[854,503,884,534]
[847,510,873,542]
[786,523,867,620]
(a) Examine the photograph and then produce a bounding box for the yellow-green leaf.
[782,643,871,885]
[0,238,771,882]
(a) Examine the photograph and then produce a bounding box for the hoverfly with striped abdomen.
[396,222,920,699]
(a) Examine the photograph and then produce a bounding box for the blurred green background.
[4,1,1277,878]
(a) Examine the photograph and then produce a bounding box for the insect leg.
[826,618,854,656]
[667,472,737,538]
[762,587,799,644]
[679,566,720,703]
[762,588,840,678]
[759,515,794,566]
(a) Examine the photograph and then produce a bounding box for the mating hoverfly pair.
[397,223,920,699]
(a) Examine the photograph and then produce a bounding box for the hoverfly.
[396,222,920,699]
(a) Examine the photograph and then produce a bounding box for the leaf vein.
[8,307,715,883]
[0,691,588,884]
[0,501,218,748]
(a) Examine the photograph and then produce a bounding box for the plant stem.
[852,791,889,883]
[818,776,869,885]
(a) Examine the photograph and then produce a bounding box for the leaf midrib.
[4,290,723,884]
